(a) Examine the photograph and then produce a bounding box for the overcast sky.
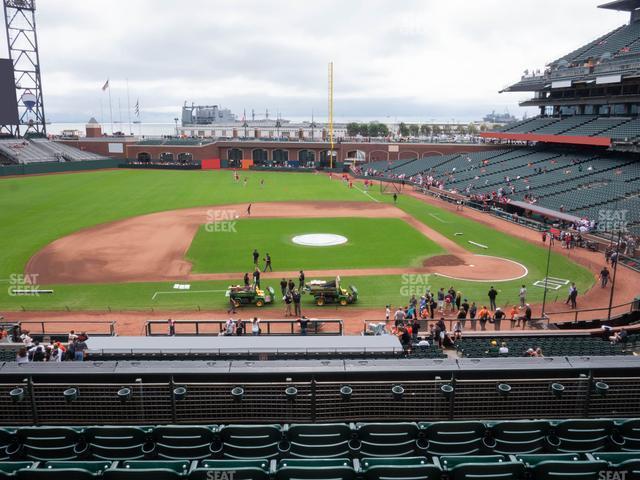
[0,0,630,123]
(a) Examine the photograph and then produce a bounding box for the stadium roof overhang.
[479,131,612,147]
[519,92,640,107]
[598,0,640,11]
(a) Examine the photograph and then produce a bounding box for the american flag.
[134,99,140,117]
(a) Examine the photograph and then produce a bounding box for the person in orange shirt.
[478,306,490,331]
[510,305,519,328]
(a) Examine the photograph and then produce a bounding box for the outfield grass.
[187,217,444,272]
[0,169,596,311]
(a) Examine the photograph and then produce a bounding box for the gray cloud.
[1,0,630,122]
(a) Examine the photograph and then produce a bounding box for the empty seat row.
[0,453,639,480]
[2,420,640,462]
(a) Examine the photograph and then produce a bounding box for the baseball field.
[0,169,595,313]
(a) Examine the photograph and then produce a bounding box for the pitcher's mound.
[422,255,465,267]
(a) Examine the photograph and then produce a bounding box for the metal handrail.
[17,320,116,336]
[145,318,343,336]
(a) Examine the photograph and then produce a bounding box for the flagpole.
[100,96,104,126]
[126,78,132,135]
[108,80,114,135]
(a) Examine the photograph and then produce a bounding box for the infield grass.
[187,217,444,272]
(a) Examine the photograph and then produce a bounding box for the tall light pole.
[174,117,179,137]
[328,61,334,169]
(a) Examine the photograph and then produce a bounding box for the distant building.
[483,111,518,124]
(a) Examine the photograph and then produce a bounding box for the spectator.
[29,341,45,362]
[168,318,176,336]
[488,287,498,311]
[453,321,463,341]
[610,329,628,344]
[599,267,610,288]
[225,318,236,336]
[16,347,28,364]
[524,304,532,326]
[493,307,505,330]
[234,319,243,336]
[280,278,287,296]
[74,334,88,361]
[299,270,305,290]
[519,285,527,307]
[284,291,293,317]
[499,342,509,355]
[478,305,490,331]
[292,289,302,316]
[251,317,260,336]
[298,316,309,336]
[411,318,420,341]
[394,307,406,327]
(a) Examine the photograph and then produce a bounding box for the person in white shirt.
[251,317,260,336]
[499,342,509,355]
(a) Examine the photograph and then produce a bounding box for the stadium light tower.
[2,0,47,137]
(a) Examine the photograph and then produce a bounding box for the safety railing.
[145,318,343,336]
[17,320,117,337]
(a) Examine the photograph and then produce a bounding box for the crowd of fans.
[14,330,89,363]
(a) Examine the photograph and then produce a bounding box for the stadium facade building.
[484,0,640,151]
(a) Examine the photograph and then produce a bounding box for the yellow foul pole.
[328,61,334,169]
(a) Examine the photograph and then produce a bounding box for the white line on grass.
[152,289,228,300]
[428,213,450,223]
[353,185,380,203]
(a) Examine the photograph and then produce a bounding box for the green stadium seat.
[0,462,35,480]
[614,419,640,451]
[189,459,270,480]
[360,457,441,480]
[217,425,282,459]
[102,460,189,480]
[419,422,485,456]
[84,427,153,460]
[591,451,640,478]
[15,461,110,480]
[14,427,85,461]
[439,455,506,470]
[484,420,551,454]
[530,460,609,480]
[548,420,614,453]
[0,430,16,461]
[276,459,355,480]
[352,423,423,457]
[153,426,217,460]
[285,423,352,459]
[448,461,525,480]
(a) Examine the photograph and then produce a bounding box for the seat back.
[286,424,352,459]
[449,461,525,480]
[551,420,614,453]
[0,462,35,480]
[15,427,82,461]
[532,460,609,480]
[189,460,270,480]
[361,458,441,480]
[154,426,216,460]
[84,427,152,460]
[615,419,640,451]
[276,459,355,480]
[103,460,188,480]
[0,429,16,461]
[485,421,550,455]
[217,425,282,459]
[421,422,485,456]
[353,423,421,458]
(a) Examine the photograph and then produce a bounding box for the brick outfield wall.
[58,139,502,163]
